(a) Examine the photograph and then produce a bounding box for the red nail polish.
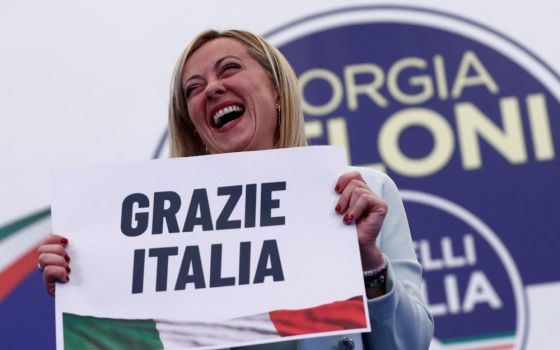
[335,185,340,193]
[65,255,70,262]
[61,238,68,244]
[344,214,354,223]
[66,266,71,273]
[335,204,341,212]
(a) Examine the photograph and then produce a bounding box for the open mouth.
[212,105,245,129]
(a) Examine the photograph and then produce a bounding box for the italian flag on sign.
[63,296,367,349]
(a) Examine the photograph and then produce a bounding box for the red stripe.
[269,296,367,336]
[0,246,40,300]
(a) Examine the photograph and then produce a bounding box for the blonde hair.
[168,29,308,157]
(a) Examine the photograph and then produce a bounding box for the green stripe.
[441,331,515,345]
[63,313,164,350]
[0,208,51,242]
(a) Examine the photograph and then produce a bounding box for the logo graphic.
[154,5,560,349]
[0,209,51,301]
[403,191,526,349]
[266,6,559,177]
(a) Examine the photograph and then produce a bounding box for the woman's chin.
[207,128,275,154]
[208,139,253,154]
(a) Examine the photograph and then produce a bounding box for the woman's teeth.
[213,105,244,128]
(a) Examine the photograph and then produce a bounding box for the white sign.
[52,146,370,350]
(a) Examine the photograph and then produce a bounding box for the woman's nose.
[205,79,226,100]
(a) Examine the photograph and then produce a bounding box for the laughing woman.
[38,29,433,350]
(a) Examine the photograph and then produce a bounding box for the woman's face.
[182,37,279,154]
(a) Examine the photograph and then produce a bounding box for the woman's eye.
[185,85,199,98]
[221,63,240,74]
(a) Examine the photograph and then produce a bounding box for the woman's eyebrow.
[184,55,241,84]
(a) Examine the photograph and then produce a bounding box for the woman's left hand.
[335,171,387,270]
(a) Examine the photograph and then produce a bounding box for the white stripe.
[0,216,51,271]
[155,313,280,349]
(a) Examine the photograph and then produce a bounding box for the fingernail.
[65,255,70,262]
[344,214,354,224]
[66,266,71,273]
[335,185,340,193]
[66,276,70,282]
[335,204,341,212]
[61,238,68,244]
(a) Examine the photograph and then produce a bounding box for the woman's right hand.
[37,233,70,296]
